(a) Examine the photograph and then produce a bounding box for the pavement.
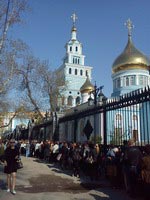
[0,156,140,200]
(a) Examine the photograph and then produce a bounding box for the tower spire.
[71,13,78,41]
[124,18,134,39]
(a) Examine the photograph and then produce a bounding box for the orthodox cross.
[125,18,134,37]
[71,13,78,26]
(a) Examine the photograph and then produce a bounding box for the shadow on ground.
[16,174,104,193]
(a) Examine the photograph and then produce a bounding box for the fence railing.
[9,86,150,146]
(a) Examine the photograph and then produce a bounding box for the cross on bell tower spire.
[71,13,78,26]
[71,13,78,40]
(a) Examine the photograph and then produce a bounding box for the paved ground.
[0,156,139,200]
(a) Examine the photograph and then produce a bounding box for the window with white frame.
[139,75,144,85]
[73,56,80,64]
[130,76,136,85]
[75,69,77,75]
[68,96,73,106]
[117,78,121,88]
[126,76,129,86]
[86,70,88,76]
[69,68,72,74]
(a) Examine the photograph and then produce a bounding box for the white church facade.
[56,13,93,110]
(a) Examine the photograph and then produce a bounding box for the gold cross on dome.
[125,18,134,37]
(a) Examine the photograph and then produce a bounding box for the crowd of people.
[0,138,150,199]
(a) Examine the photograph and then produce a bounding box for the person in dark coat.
[123,139,142,198]
[141,144,150,200]
[4,139,20,194]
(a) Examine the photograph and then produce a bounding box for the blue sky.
[12,0,150,97]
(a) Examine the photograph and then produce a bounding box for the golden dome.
[80,76,94,94]
[112,37,150,74]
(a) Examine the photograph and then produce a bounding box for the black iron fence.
[57,87,150,146]
[10,86,150,146]
[105,87,150,146]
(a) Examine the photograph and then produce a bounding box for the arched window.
[139,75,144,85]
[69,68,72,74]
[73,56,80,64]
[143,76,147,86]
[126,77,129,86]
[130,76,135,85]
[76,96,80,105]
[80,69,83,76]
[70,46,72,52]
[76,46,78,52]
[67,96,73,106]
[86,70,88,76]
[75,69,77,75]
[117,78,121,88]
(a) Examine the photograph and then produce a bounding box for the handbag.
[56,153,62,161]
[17,159,23,169]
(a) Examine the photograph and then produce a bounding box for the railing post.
[102,97,107,153]
[103,108,107,150]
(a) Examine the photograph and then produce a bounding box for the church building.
[56,13,93,110]
[58,17,150,144]
[111,19,150,97]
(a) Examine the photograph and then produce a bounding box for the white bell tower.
[57,13,93,110]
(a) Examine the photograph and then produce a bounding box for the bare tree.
[16,53,65,122]
[0,0,29,108]
[0,1,65,128]
[37,62,65,112]
[15,54,44,119]
[0,0,28,53]
[0,0,29,131]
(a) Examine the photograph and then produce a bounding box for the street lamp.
[88,82,107,144]
[88,82,104,106]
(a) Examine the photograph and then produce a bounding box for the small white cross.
[71,13,78,25]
